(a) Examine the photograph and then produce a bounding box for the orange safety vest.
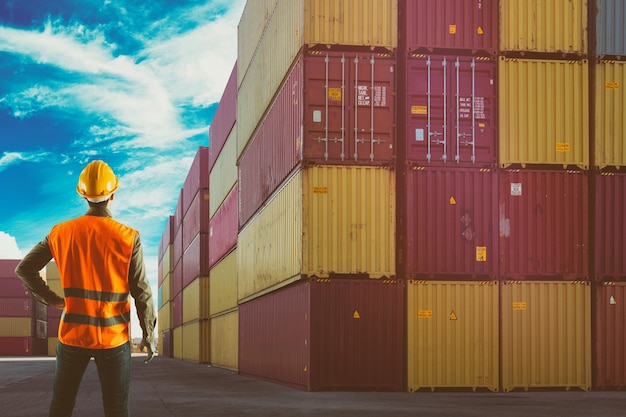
[48,215,136,349]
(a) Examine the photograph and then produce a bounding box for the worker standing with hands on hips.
[15,160,157,417]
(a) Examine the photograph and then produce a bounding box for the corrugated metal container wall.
[182,188,209,252]
[499,58,589,168]
[210,310,239,371]
[0,318,46,338]
[172,291,183,329]
[594,281,626,389]
[48,338,58,356]
[237,0,278,87]
[0,259,19,277]
[500,281,591,391]
[406,167,498,278]
[302,52,396,164]
[159,273,171,310]
[181,319,210,364]
[159,245,172,287]
[309,278,404,391]
[209,184,238,268]
[499,0,588,55]
[499,169,588,279]
[158,302,171,332]
[595,60,626,168]
[405,55,497,166]
[182,147,209,216]
[173,326,183,360]
[237,0,304,157]
[182,277,209,323]
[209,63,237,172]
[172,258,182,297]
[239,281,310,389]
[238,56,302,228]
[210,128,237,218]
[595,172,626,280]
[182,233,209,290]
[0,277,30,298]
[238,166,395,302]
[158,216,174,264]
[596,0,626,57]
[405,0,498,55]
[0,337,47,356]
[0,298,45,318]
[407,280,499,392]
[160,329,172,358]
[209,251,238,316]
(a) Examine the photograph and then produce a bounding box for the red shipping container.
[0,337,47,356]
[172,292,183,329]
[0,259,20,278]
[182,188,210,252]
[48,316,61,337]
[0,298,46,319]
[172,258,183,297]
[209,184,238,268]
[0,277,31,298]
[405,167,498,278]
[182,233,209,289]
[405,0,499,55]
[182,147,209,217]
[499,169,589,279]
[209,63,237,172]
[172,222,183,268]
[239,51,396,228]
[594,281,626,390]
[405,54,497,166]
[158,215,175,262]
[161,328,173,358]
[239,278,404,391]
[595,172,626,280]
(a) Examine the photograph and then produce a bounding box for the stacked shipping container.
[154,0,626,392]
[0,260,47,356]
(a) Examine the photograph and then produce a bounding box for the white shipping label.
[510,183,522,196]
[415,128,424,142]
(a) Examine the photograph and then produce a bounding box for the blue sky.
[0,0,245,336]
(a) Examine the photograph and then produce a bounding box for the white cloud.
[0,231,22,259]
[0,151,53,173]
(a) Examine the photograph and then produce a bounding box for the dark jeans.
[49,341,131,417]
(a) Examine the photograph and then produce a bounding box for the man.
[15,159,156,417]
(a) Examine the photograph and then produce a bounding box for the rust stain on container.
[405,167,498,278]
[405,54,497,166]
[501,280,591,391]
[239,278,404,391]
[405,0,498,55]
[594,281,626,390]
[407,280,499,392]
[499,169,588,279]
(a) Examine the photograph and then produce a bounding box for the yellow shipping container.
[181,319,210,364]
[46,261,60,280]
[161,245,173,277]
[499,57,589,168]
[210,128,237,217]
[501,281,591,391]
[209,250,238,316]
[0,318,36,337]
[48,337,58,357]
[210,310,239,371]
[47,279,63,296]
[595,60,626,168]
[407,280,499,392]
[237,0,397,156]
[158,301,172,331]
[173,326,183,360]
[237,0,278,86]
[182,277,210,324]
[499,0,587,54]
[238,165,395,302]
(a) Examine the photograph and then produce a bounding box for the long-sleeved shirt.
[15,205,156,344]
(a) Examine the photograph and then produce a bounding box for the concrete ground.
[1,355,625,417]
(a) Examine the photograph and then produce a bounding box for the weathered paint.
[499,169,589,279]
[500,281,591,391]
[239,278,404,391]
[211,310,239,371]
[595,172,626,280]
[405,54,497,166]
[500,0,587,55]
[238,166,395,302]
[594,281,626,389]
[405,0,498,55]
[405,167,498,278]
[499,58,589,168]
[407,280,499,392]
[595,60,626,168]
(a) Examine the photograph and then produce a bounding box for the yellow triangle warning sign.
[610,296,617,305]
[353,310,361,319]
[449,311,457,320]
[477,26,484,35]
[450,196,456,205]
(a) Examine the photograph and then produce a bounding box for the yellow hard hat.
[76,160,119,202]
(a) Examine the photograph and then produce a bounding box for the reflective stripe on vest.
[48,215,136,349]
